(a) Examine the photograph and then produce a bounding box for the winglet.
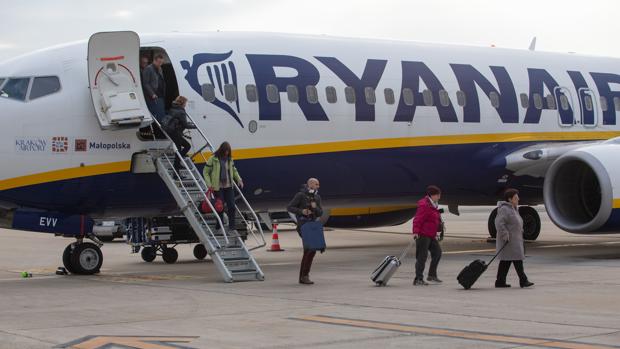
[528,37,537,51]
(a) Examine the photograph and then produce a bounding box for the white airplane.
[0,31,619,279]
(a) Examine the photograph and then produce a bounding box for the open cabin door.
[88,31,153,130]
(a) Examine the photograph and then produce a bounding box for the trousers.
[496,260,528,283]
[299,249,316,279]
[415,236,442,280]
[215,187,236,230]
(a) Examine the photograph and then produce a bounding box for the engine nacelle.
[544,142,620,233]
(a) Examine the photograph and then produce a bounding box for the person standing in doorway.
[202,142,244,232]
[287,178,323,285]
[495,188,534,288]
[412,185,443,286]
[142,54,166,121]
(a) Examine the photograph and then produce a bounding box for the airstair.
[149,115,267,282]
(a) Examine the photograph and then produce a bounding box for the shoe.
[427,276,443,283]
[520,280,534,288]
[413,278,429,286]
[299,276,314,285]
[495,282,511,288]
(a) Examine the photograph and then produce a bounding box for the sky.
[1,0,619,61]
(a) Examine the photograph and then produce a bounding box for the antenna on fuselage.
[528,37,537,51]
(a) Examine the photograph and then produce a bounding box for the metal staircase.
[149,115,266,282]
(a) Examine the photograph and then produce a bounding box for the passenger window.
[326,86,337,103]
[456,90,466,107]
[306,85,319,104]
[520,93,529,108]
[584,95,593,111]
[439,90,450,107]
[533,93,543,110]
[489,91,500,108]
[614,97,620,111]
[0,77,30,101]
[600,96,608,112]
[245,84,258,102]
[266,84,279,103]
[384,88,395,105]
[29,76,61,100]
[224,84,237,102]
[560,95,569,111]
[287,85,299,103]
[345,86,356,104]
[545,94,556,110]
[402,88,414,106]
[364,87,376,105]
[201,84,215,102]
[422,89,433,106]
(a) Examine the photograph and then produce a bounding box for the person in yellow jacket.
[203,142,244,231]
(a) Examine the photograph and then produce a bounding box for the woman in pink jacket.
[412,185,443,286]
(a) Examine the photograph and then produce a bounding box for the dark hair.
[154,54,164,61]
[214,141,232,159]
[503,188,519,202]
[426,185,441,196]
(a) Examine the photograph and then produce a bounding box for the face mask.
[308,189,316,194]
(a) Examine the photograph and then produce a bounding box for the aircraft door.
[87,31,153,130]
[554,87,575,127]
[577,88,597,127]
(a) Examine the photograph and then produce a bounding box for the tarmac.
[1,206,620,349]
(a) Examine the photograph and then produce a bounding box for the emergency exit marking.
[56,335,198,349]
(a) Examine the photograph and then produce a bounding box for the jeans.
[415,236,442,280]
[496,260,528,284]
[168,131,190,169]
[300,249,316,279]
[216,187,236,230]
[146,97,166,122]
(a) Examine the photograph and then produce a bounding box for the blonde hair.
[173,96,188,106]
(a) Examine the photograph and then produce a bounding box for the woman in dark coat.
[495,188,534,288]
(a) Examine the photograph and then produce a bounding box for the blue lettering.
[590,72,620,125]
[524,68,573,124]
[316,57,387,121]
[246,54,328,121]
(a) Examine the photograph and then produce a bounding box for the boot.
[299,276,314,285]
[520,280,534,288]
[495,281,511,288]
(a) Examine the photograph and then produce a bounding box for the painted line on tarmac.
[297,315,620,349]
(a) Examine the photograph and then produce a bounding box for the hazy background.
[1,0,618,60]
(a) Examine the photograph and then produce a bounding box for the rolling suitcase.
[371,240,415,286]
[457,242,507,289]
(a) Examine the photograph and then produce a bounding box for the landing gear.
[193,244,208,260]
[487,206,541,241]
[62,242,103,275]
[519,206,541,241]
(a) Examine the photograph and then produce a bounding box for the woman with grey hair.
[494,189,534,288]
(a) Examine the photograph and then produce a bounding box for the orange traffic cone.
[267,224,284,252]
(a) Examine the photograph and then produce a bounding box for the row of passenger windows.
[203,83,620,112]
[0,76,61,102]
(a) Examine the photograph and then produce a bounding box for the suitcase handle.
[487,241,509,265]
[398,239,417,261]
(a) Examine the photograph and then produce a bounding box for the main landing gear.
[487,206,541,241]
[62,240,103,275]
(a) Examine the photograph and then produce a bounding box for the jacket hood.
[497,201,514,208]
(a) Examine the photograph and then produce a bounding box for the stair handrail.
[150,117,229,246]
[184,113,267,247]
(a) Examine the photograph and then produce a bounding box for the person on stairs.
[287,178,323,285]
[161,96,192,172]
[494,188,535,288]
[203,142,244,233]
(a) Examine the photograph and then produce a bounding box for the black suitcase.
[457,242,507,289]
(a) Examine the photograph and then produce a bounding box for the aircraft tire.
[193,244,208,260]
[519,206,541,241]
[487,208,498,238]
[98,236,115,243]
[62,243,77,274]
[141,247,157,262]
[162,247,178,264]
[70,242,103,275]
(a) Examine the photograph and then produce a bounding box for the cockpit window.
[29,76,61,100]
[0,77,30,101]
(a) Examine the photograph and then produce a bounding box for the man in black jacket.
[161,96,192,171]
[287,178,322,285]
[142,54,166,121]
